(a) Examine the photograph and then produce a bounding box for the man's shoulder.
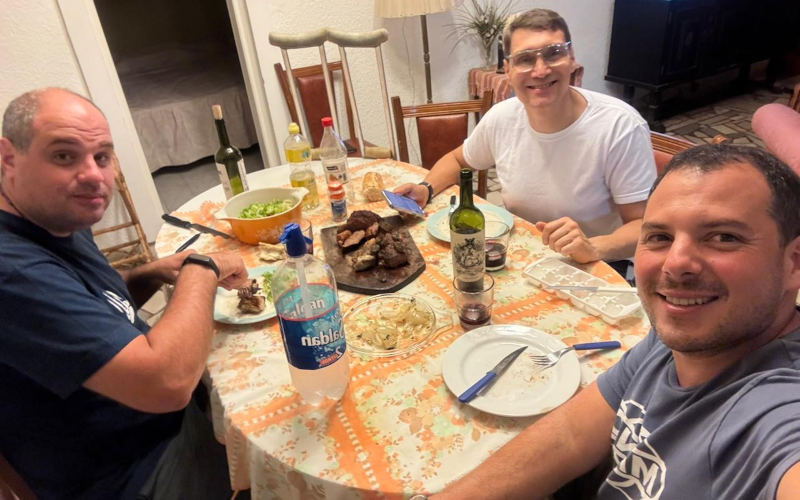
[577,87,648,129]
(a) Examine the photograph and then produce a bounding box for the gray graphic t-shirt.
[597,328,800,500]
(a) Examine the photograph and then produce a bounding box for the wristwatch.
[418,181,434,203]
[182,254,220,278]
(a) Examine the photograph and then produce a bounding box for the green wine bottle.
[212,104,249,199]
[450,168,485,291]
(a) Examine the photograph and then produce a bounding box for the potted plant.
[447,0,516,69]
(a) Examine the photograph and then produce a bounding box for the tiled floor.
[152,86,792,211]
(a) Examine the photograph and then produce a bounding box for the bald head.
[2,88,103,152]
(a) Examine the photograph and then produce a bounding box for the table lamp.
[375,0,457,103]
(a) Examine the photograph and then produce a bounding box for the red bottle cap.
[321,116,333,127]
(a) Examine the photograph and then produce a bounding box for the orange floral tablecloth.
[155,159,649,499]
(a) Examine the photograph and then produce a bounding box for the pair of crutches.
[269,28,394,159]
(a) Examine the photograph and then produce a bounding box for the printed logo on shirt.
[103,290,135,324]
[606,399,666,500]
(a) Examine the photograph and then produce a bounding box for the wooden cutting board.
[320,215,426,295]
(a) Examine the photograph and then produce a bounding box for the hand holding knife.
[161,214,231,239]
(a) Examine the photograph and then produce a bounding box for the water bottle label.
[275,284,346,370]
[451,230,485,283]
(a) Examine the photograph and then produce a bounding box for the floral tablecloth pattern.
[155,160,650,499]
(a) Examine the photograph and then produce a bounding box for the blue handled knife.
[458,345,528,403]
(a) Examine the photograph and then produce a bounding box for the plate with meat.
[213,264,278,324]
[320,210,426,294]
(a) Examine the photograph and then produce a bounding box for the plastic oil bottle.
[284,122,319,209]
[319,116,353,201]
[272,223,349,404]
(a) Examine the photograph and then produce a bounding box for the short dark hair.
[652,143,800,246]
[2,88,100,152]
[503,9,571,55]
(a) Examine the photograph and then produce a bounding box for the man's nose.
[77,157,106,184]
[528,56,551,77]
[662,235,702,279]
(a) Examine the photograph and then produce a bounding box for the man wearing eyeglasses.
[396,9,655,275]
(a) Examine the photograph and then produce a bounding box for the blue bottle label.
[275,283,346,370]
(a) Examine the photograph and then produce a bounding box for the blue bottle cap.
[279,223,306,257]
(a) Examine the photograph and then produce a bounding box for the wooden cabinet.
[605,0,799,129]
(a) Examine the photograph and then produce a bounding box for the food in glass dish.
[238,199,293,219]
[348,296,433,350]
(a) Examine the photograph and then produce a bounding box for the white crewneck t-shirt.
[462,87,656,240]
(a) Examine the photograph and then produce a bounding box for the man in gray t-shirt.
[430,145,800,500]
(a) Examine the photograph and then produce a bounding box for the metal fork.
[529,341,621,369]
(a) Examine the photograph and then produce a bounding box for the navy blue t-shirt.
[0,211,182,499]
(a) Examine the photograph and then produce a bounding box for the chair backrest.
[273,61,355,148]
[92,157,153,270]
[650,131,696,175]
[0,452,35,500]
[392,91,493,168]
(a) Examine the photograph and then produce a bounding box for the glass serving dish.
[343,293,437,357]
[523,257,641,324]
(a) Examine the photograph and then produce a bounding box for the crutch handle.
[327,28,389,48]
[268,28,328,49]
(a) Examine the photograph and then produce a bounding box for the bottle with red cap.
[319,116,351,199]
[328,180,347,222]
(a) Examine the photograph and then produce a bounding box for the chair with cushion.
[391,90,493,198]
[751,83,800,175]
[274,61,366,155]
[650,131,696,175]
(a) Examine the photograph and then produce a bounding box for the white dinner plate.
[426,204,514,243]
[213,264,278,324]
[442,324,580,417]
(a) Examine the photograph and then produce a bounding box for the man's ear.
[784,235,800,292]
[0,138,17,181]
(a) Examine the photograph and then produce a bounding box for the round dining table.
[155,158,650,499]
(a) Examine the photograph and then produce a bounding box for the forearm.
[433,384,614,499]
[588,218,642,261]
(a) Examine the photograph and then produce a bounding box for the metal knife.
[546,285,638,293]
[161,214,232,239]
[458,346,528,403]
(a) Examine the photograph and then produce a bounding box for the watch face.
[183,254,219,277]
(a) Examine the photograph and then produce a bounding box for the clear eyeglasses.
[506,41,572,71]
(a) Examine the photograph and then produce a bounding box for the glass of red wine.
[453,273,495,331]
[484,221,510,272]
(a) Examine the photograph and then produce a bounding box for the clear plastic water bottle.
[284,122,319,209]
[271,223,350,404]
[319,116,352,200]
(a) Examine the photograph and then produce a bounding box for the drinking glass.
[300,218,313,255]
[453,273,495,331]
[484,221,510,271]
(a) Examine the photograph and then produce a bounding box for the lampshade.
[375,0,457,18]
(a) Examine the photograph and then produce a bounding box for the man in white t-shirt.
[395,9,656,265]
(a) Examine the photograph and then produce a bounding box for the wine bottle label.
[275,284,346,370]
[216,159,249,199]
[451,229,485,284]
[322,157,349,184]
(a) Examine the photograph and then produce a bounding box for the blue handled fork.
[529,341,621,369]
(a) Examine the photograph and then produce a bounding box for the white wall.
[248,0,620,166]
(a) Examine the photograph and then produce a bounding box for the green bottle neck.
[459,172,475,208]
[215,118,231,147]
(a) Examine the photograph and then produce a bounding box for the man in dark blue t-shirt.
[0,87,249,498]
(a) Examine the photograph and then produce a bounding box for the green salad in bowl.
[239,199,293,219]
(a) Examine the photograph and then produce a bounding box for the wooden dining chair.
[391,90,494,198]
[0,452,35,500]
[92,156,153,270]
[273,61,364,154]
[650,131,728,175]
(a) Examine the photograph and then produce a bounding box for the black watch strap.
[182,254,220,278]
[418,181,434,203]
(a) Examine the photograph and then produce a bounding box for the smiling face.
[505,28,575,111]
[0,89,115,236]
[635,163,800,355]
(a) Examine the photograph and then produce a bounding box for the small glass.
[453,273,495,331]
[299,218,313,255]
[484,221,511,271]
